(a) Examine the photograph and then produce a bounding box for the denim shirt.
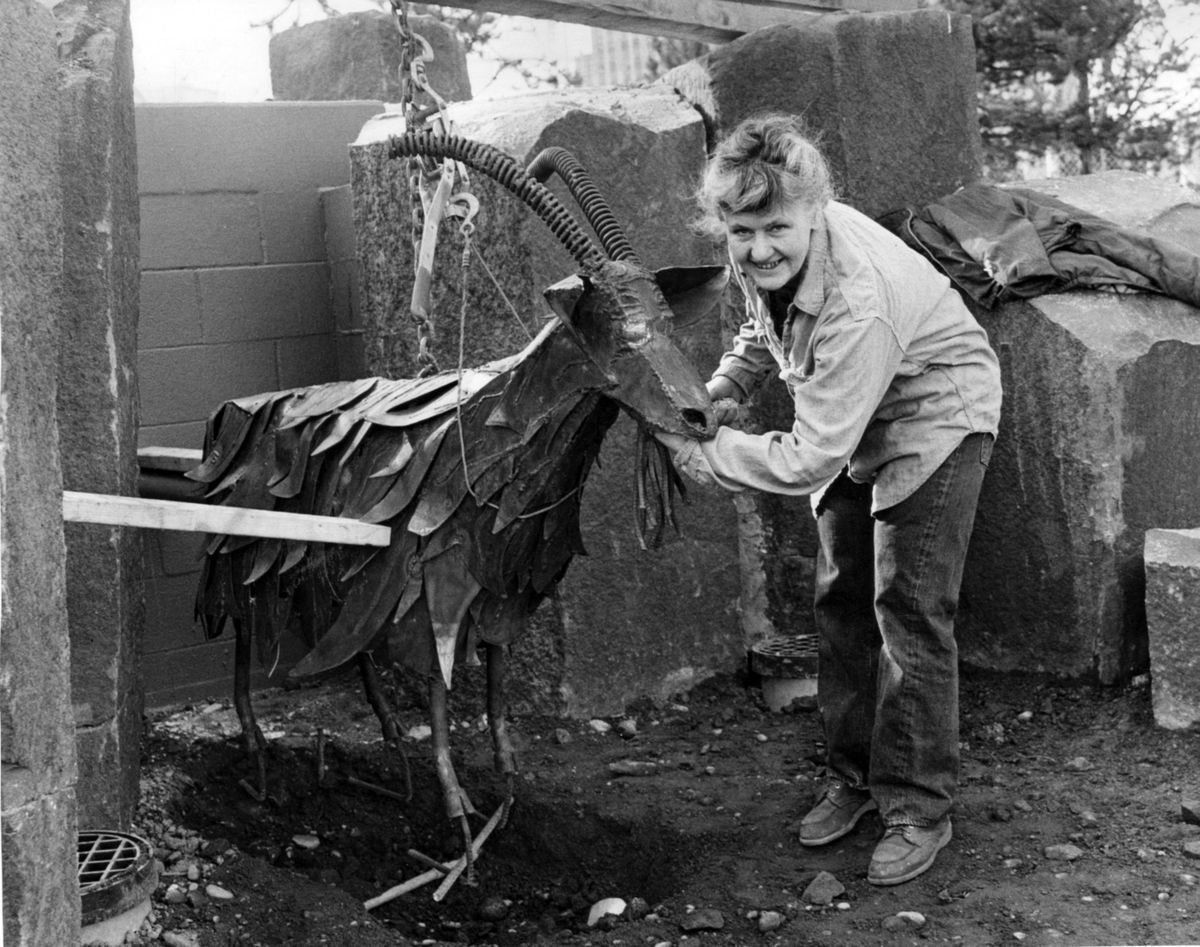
[677,200,1003,513]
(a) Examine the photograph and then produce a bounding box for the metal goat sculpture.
[191,131,727,871]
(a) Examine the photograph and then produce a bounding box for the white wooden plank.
[137,446,204,473]
[441,0,918,43]
[62,492,392,547]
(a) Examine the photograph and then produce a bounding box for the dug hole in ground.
[123,667,1200,947]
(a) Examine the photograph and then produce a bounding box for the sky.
[130,0,592,102]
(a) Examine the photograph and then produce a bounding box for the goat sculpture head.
[390,132,726,441]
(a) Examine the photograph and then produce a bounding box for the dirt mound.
[129,669,1200,946]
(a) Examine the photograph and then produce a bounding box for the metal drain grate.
[78,831,158,926]
[749,633,819,678]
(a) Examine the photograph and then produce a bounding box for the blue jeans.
[813,433,992,828]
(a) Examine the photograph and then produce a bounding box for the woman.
[657,113,1002,886]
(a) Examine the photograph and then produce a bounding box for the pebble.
[589,719,612,734]
[164,884,187,904]
[626,896,650,920]
[553,728,572,745]
[881,911,925,932]
[1183,800,1200,827]
[587,897,626,927]
[405,724,432,741]
[607,760,658,777]
[1182,840,1200,861]
[1013,799,1033,812]
[679,907,725,932]
[205,884,234,901]
[1064,756,1093,772]
[1017,710,1033,722]
[477,895,510,921]
[758,910,785,932]
[1178,872,1197,885]
[292,834,320,850]
[801,871,845,906]
[162,932,201,947]
[186,863,202,882]
[616,718,638,737]
[1044,843,1084,861]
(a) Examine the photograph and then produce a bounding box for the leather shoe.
[868,818,952,886]
[799,781,877,847]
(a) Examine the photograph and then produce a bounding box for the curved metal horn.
[388,131,608,271]
[525,147,640,264]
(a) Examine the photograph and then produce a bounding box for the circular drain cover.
[749,633,819,679]
[78,830,158,926]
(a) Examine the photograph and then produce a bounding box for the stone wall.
[351,87,744,715]
[56,0,144,830]
[962,172,1200,684]
[136,101,383,707]
[1,1,82,943]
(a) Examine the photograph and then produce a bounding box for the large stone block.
[270,11,470,105]
[56,0,143,830]
[2,1,81,942]
[350,87,742,715]
[662,10,983,645]
[1145,528,1200,729]
[960,172,1200,683]
[662,10,982,217]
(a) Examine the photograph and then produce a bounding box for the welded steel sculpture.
[191,131,726,870]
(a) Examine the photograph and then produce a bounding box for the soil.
[128,666,1200,947]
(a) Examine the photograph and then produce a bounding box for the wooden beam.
[62,492,392,548]
[442,0,918,44]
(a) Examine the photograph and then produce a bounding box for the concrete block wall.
[137,101,382,707]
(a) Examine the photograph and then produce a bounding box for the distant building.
[575,29,655,87]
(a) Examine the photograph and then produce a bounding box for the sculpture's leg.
[429,673,479,881]
[358,652,412,800]
[485,643,517,827]
[232,619,267,798]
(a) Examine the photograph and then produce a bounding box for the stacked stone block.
[2,2,82,943]
[961,173,1200,683]
[1145,528,1200,729]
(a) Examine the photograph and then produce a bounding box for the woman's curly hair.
[695,112,837,239]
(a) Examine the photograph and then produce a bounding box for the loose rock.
[626,896,650,920]
[616,718,638,737]
[162,932,201,947]
[1183,840,1200,861]
[607,760,658,777]
[802,870,845,906]
[1044,843,1084,861]
[1182,799,1200,826]
[758,910,785,932]
[679,907,725,932]
[292,834,320,850]
[589,719,612,734]
[205,884,234,901]
[477,895,510,921]
[587,897,627,927]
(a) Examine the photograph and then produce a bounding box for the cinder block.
[330,258,360,332]
[150,530,206,579]
[139,193,262,269]
[138,339,279,427]
[143,573,203,654]
[136,102,385,194]
[258,190,327,264]
[275,333,341,390]
[139,270,201,348]
[198,263,332,343]
[142,636,307,710]
[137,420,208,453]
[1145,527,1200,730]
[320,184,355,262]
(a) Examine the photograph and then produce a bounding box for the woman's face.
[724,199,820,293]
